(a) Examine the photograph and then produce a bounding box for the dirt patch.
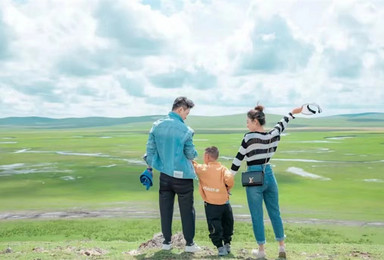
[31,246,108,257]
[80,247,108,256]
[1,247,12,254]
[138,232,185,250]
[128,232,219,257]
[349,250,372,259]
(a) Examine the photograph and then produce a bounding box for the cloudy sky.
[0,0,383,118]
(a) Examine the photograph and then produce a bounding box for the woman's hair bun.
[255,105,264,112]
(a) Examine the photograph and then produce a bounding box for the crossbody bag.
[241,137,272,187]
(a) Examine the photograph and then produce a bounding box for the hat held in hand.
[301,103,322,115]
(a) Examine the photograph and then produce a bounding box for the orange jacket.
[192,161,234,205]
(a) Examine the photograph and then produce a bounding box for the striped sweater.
[230,113,295,175]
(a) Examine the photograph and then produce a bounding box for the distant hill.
[0,113,383,130]
[0,116,162,129]
[187,112,384,132]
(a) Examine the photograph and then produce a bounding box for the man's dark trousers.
[204,202,234,248]
[159,173,195,245]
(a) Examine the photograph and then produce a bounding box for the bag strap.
[262,135,272,172]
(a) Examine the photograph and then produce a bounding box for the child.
[192,146,234,256]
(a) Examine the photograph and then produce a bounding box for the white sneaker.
[162,243,172,250]
[252,249,266,259]
[185,243,201,253]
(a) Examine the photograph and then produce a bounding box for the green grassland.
[1,113,384,259]
[0,219,383,259]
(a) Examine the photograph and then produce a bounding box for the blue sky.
[0,0,383,118]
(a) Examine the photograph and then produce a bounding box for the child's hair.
[205,146,219,160]
[247,105,266,126]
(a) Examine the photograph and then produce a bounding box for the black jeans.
[159,173,195,245]
[204,202,234,248]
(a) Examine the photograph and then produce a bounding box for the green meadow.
[0,113,384,259]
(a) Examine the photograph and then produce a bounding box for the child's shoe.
[218,246,228,256]
[224,243,231,253]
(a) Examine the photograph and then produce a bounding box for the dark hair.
[205,146,219,160]
[172,96,195,111]
[247,105,266,126]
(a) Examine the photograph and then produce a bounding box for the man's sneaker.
[218,246,228,256]
[277,251,287,259]
[161,243,172,250]
[185,243,201,253]
[224,243,231,253]
[252,249,266,259]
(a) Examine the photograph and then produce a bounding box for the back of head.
[247,105,266,126]
[172,96,195,111]
[205,146,219,160]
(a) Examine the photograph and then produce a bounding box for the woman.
[230,104,302,260]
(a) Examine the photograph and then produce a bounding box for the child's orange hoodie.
[192,161,234,205]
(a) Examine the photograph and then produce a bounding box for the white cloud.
[0,0,383,118]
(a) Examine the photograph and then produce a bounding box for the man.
[145,96,200,253]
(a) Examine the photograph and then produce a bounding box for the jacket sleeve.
[223,167,234,189]
[192,160,203,177]
[183,130,198,160]
[145,127,156,167]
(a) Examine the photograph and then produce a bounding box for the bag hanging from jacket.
[241,170,264,186]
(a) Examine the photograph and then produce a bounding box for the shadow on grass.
[133,250,247,259]
[134,250,195,260]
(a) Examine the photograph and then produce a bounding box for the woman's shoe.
[276,251,286,259]
[252,249,266,259]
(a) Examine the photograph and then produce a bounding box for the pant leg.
[263,169,285,241]
[159,173,175,244]
[204,202,225,248]
[246,185,265,244]
[222,203,234,245]
[174,177,195,245]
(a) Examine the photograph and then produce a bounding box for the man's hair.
[205,146,219,160]
[172,96,195,111]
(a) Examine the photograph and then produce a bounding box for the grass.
[1,120,384,259]
[1,128,383,220]
[1,241,383,259]
[3,129,383,218]
[1,219,383,244]
[0,219,383,259]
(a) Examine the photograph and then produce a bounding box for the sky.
[0,0,383,118]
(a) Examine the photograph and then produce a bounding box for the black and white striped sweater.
[230,113,295,175]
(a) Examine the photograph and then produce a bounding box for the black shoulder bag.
[241,137,271,187]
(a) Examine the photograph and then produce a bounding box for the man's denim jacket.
[145,111,198,179]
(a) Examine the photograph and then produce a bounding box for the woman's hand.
[291,106,303,115]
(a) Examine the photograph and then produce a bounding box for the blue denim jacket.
[145,112,198,179]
